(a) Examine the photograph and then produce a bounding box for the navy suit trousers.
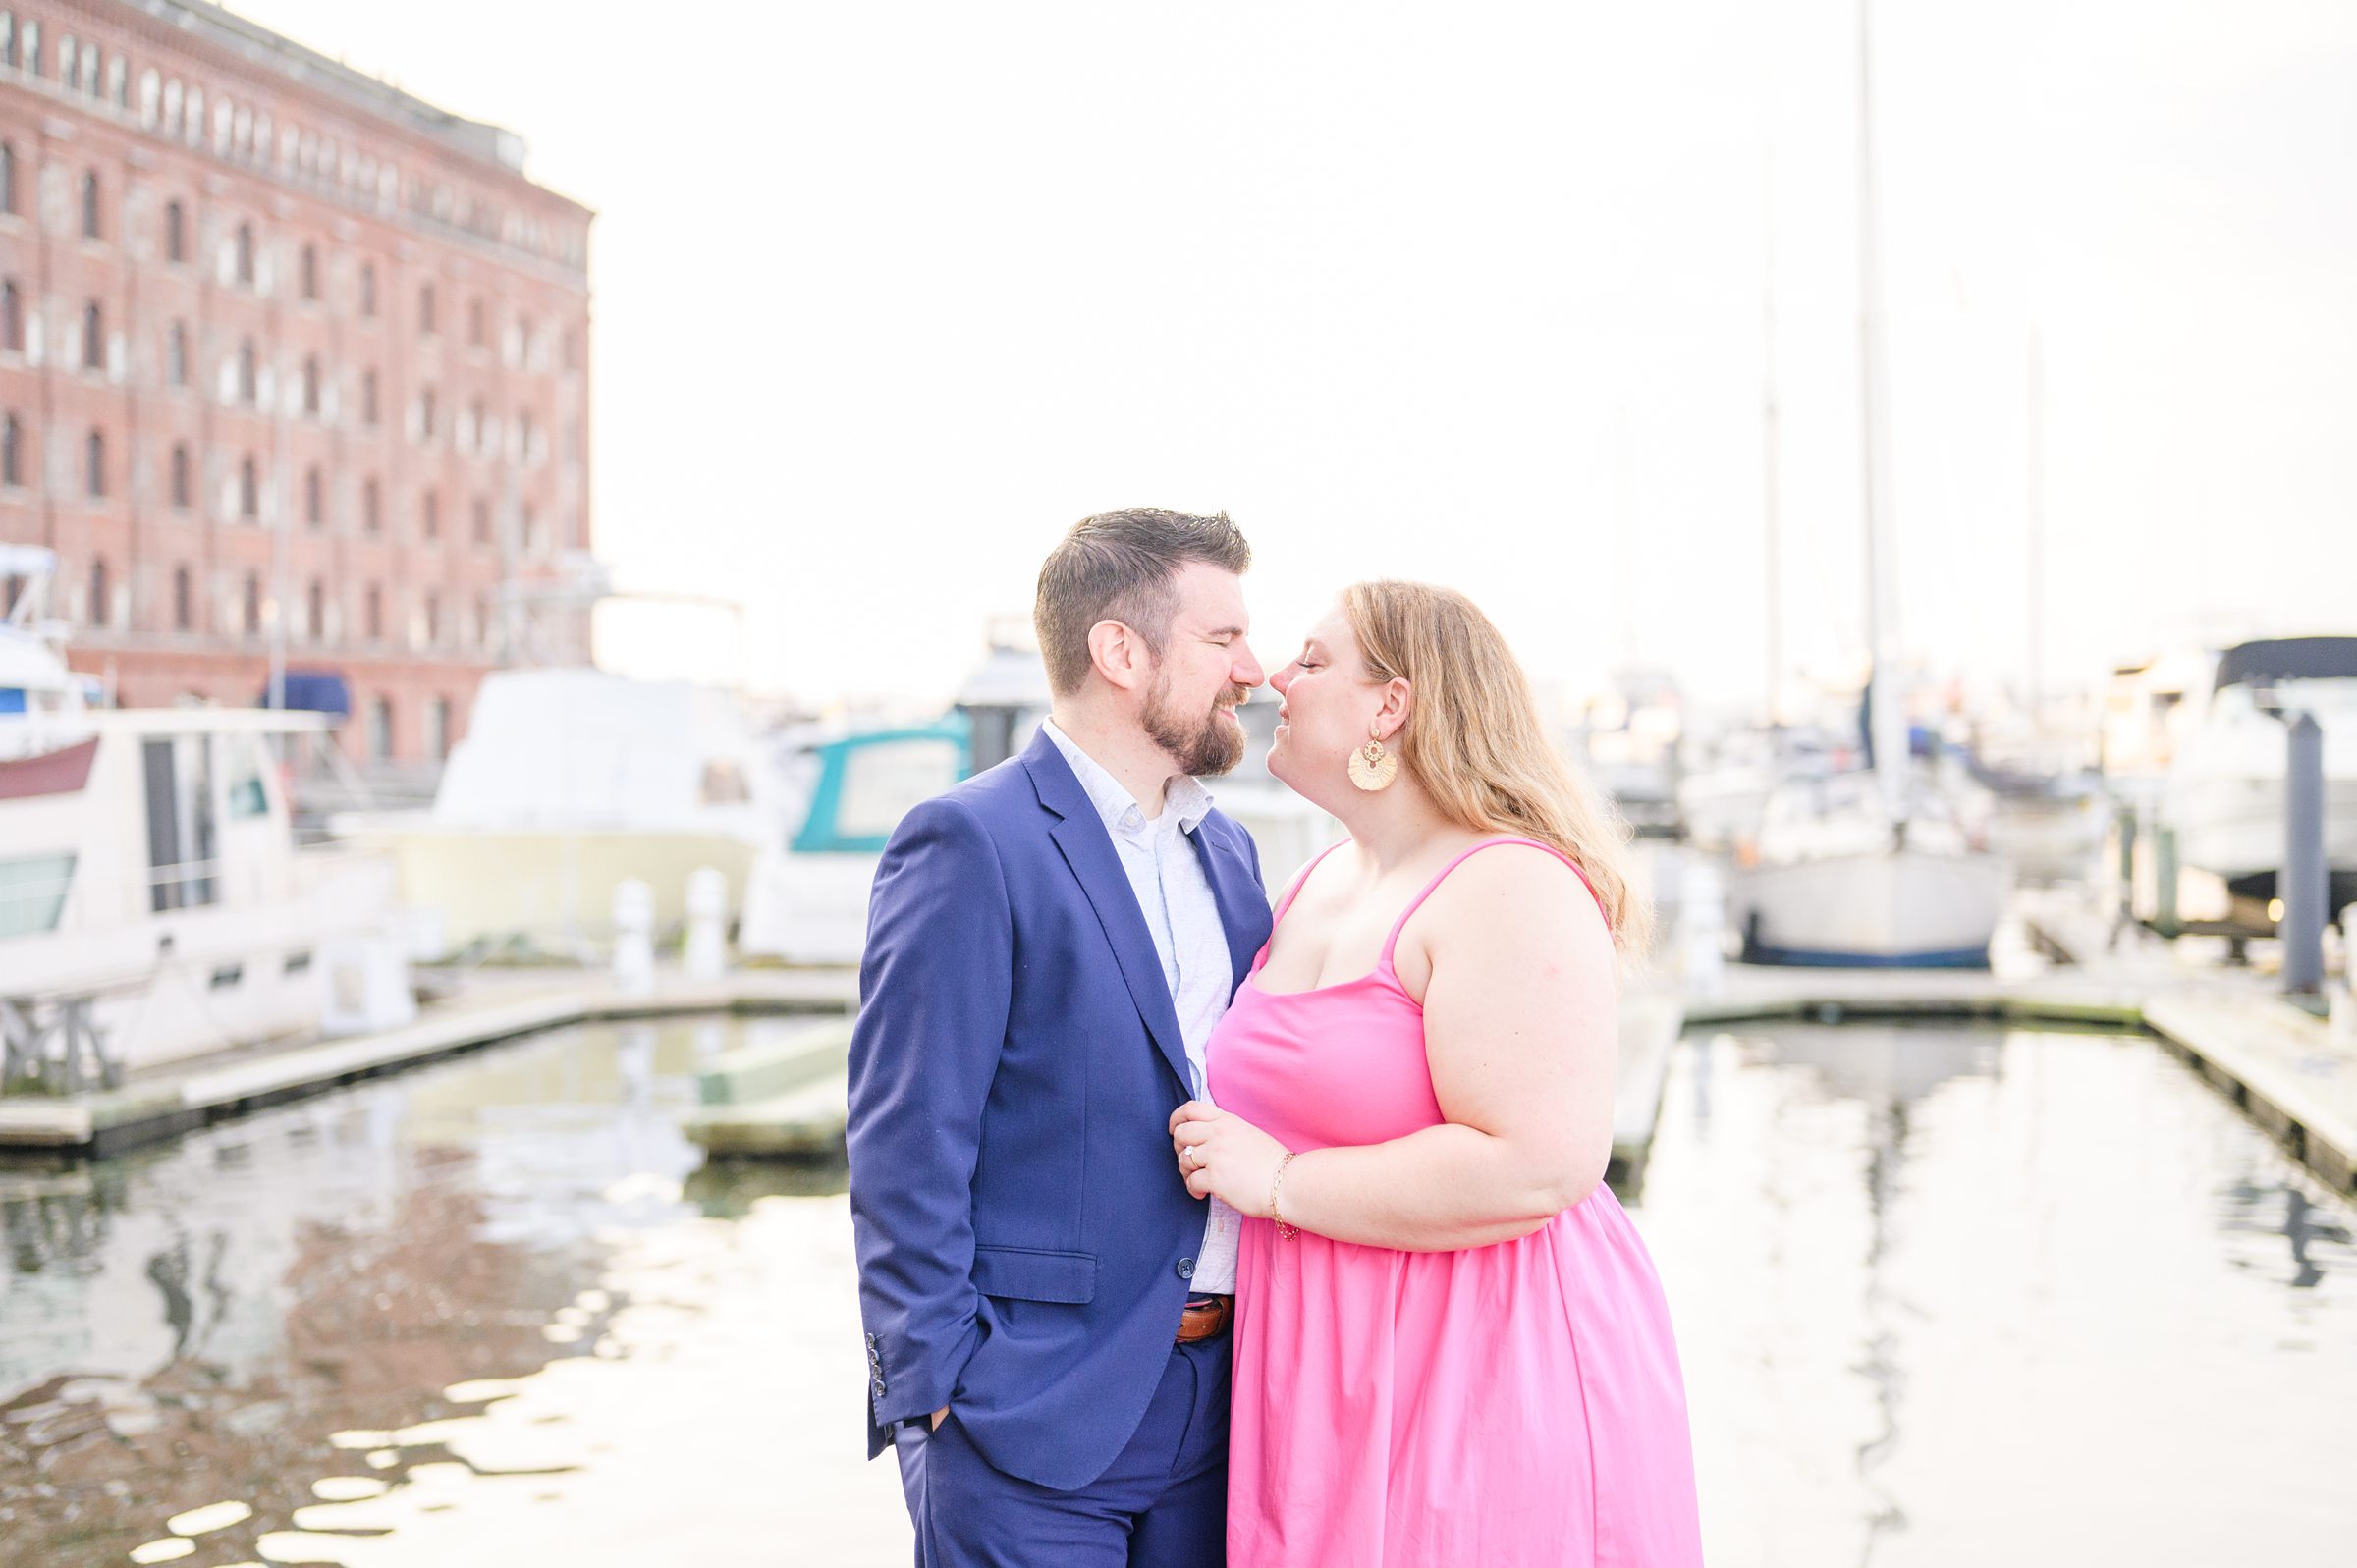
[893,1335,1231,1568]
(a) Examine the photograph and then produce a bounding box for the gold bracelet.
[1270,1151,1299,1241]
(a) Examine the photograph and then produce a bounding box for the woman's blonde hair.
[1343,580,1651,955]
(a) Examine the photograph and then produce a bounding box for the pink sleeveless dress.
[1208,838,1703,1567]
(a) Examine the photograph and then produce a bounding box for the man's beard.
[1144,676,1249,777]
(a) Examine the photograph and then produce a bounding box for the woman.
[1170,581,1703,1566]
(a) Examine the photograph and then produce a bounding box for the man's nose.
[1232,642,1267,689]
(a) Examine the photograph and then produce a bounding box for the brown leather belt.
[1177,1294,1233,1343]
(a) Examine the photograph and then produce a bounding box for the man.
[849,508,1273,1566]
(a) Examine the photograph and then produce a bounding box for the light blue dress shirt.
[1041,718,1241,1295]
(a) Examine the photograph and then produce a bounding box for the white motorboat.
[334,668,790,955]
[2,548,410,1087]
[2162,637,2357,918]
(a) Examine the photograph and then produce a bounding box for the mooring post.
[2155,825,2180,938]
[2282,712,2327,997]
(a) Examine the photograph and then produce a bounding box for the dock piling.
[2282,713,2327,997]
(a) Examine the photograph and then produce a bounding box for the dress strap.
[1269,839,1351,928]
[1378,837,1605,966]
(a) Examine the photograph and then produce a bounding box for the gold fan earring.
[1347,726,1398,792]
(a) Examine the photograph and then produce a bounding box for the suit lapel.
[1028,735,1196,1095]
[1191,821,1269,995]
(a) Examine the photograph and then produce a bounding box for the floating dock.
[0,969,858,1157]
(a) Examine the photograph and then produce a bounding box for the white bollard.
[684,866,730,982]
[612,878,656,996]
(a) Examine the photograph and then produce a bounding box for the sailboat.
[1723,0,2010,967]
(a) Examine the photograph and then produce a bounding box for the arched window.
[235,222,254,286]
[307,579,325,640]
[304,466,323,526]
[301,354,320,415]
[428,696,452,762]
[237,338,256,404]
[82,301,103,370]
[106,54,125,108]
[467,297,484,348]
[362,476,380,533]
[359,261,377,317]
[0,142,14,216]
[81,170,100,240]
[361,368,379,424]
[301,243,318,301]
[417,283,435,336]
[369,695,393,760]
[421,490,438,539]
[241,570,260,635]
[238,455,258,519]
[164,200,185,263]
[364,583,383,641]
[170,443,191,508]
[167,321,188,386]
[88,559,109,627]
[1,413,22,488]
[423,591,440,644]
[84,428,104,498]
[139,69,161,129]
[173,565,192,631]
[1,281,20,352]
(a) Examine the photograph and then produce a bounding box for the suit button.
[1176,1257,1195,1280]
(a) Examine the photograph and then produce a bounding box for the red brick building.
[0,0,591,768]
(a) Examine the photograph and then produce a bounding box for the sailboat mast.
[2027,327,2046,730]
[1762,138,1784,728]
[1857,0,1906,819]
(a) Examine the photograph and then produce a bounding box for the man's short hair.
[1033,509,1251,696]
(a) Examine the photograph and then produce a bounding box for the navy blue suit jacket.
[847,728,1273,1492]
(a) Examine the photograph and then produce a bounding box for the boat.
[333,668,792,957]
[1720,2,2009,967]
[2,549,411,1084]
[2161,636,2357,923]
[737,636,1337,966]
[1574,666,1685,839]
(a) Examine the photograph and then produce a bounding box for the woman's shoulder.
[1419,838,1610,945]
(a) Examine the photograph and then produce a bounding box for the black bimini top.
[2214,637,2357,693]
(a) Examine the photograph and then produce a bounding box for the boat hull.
[339,826,758,952]
[1727,847,2010,967]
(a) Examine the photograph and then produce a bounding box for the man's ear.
[1087,619,1150,693]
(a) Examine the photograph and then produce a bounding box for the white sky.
[230,0,2357,718]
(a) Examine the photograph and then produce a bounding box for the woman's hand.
[1169,1101,1289,1218]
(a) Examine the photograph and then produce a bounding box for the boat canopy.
[2214,637,2357,694]
[262,669,353,717]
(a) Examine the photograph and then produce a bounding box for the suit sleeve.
[847,794,1012,1431]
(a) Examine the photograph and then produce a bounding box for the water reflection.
[1632,1021,2357,1567]
[0,1015,889,1568]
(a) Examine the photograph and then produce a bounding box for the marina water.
[2,1015,2351,1565]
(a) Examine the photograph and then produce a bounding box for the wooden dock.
[0,968,858,1157]
[8,887,2349,1199]
[1597,894,2357,1198]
